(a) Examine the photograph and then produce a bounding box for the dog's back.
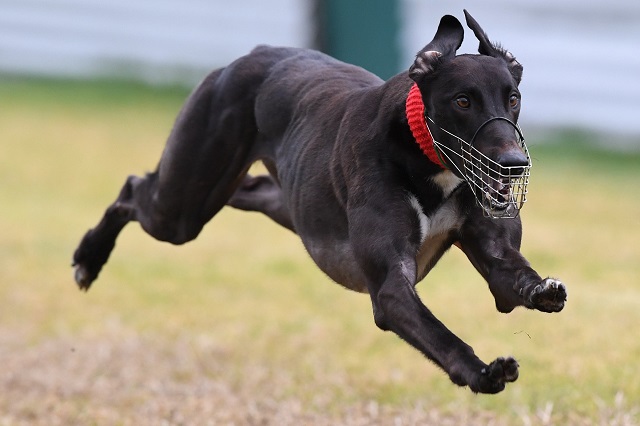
[218,46,385,140]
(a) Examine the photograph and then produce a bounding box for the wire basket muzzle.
[430,117,531,219]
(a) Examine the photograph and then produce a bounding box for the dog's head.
[409,10,530,218]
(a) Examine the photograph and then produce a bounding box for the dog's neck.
[405,83,448,170]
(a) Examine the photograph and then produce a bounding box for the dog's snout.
[497,149,529,175]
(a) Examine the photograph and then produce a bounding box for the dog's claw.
[472,356,519,394]
[528,278,566,313]
[73,263,95,291]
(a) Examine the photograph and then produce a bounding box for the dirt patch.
[0,327,506,426]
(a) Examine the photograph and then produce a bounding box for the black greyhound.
[73,11,566,394]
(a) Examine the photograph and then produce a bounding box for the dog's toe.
[528,278,567,313]
[73,264,94,291]
[472,356,519,394]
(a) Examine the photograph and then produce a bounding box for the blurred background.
[2,0,640,142]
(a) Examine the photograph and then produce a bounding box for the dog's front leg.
[458,210,567,314]
[375,262,519,393]
[349,206,518,394]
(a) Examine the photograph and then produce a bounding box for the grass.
[1,75,639,424]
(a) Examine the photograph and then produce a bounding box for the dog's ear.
[464,9,523,84]
[409,15,464,82]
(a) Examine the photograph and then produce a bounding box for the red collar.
[405,83,448,169]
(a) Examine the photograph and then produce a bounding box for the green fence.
[317,0,401,80]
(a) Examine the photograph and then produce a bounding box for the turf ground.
[1,77,639,425]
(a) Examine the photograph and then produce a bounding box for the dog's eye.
[456,96,470,109]
[509,94,520,108]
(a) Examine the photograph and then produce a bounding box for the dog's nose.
[497,149,529,175]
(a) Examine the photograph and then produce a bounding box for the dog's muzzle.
[427,116,531,219]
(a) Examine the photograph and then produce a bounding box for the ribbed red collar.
[405,83,447,169]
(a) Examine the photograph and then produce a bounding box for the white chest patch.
[409,194,460,239]
[408,193,430,243]
[407,191,463,281]
[431,171,463,198]
[408,192,461,245]
[407,171,462,246]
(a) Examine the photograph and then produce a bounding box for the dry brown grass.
[1,78,639,425]
[2,326,638,425]
[0,327,510,426]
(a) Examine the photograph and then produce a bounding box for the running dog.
[73,10,566,394]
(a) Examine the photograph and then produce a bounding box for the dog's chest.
[431,171,463,199]
[409,171,464,280]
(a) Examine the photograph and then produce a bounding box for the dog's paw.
[73,263,95,291]
[528,278,567,313]
[471,357,519,394]
[72,243,102,291]
[71,229,115,291]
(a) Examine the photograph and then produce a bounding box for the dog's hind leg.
[227,174,295,232]
[73,174,153,289]
[73,68,261,289]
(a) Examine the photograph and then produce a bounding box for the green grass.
[1,76,639,424]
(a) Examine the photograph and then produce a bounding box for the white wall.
[1,0,639,138]
[0,0,313,83]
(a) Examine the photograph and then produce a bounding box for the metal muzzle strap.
[426,115,532,219]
